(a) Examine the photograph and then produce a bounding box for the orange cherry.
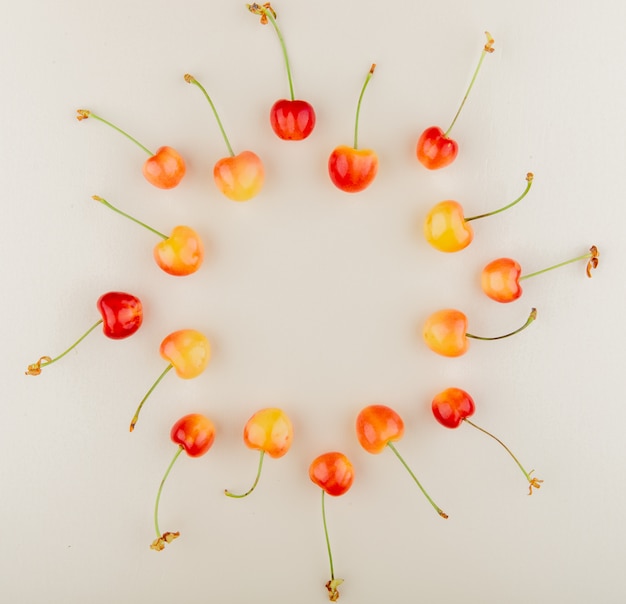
[422,308,537,357]
[225,407,294,498]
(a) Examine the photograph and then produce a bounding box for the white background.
[2,1,625,602]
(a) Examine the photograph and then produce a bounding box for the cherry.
[356,404,448,518]
[424,172,534,253]
[92,196,204,276]
[309,451,354,602]
[184,74,265,201]
[225,407,293,498]
[130,329,211,431]
[248,3,316,140]
[422,307,537,357]
[431,387,543,495]
[25,291,142,376]
[76,110,185,189]
[328,64,378,193]
[481,245,600,303]
[150,413,216,551]
[416,32,495,170]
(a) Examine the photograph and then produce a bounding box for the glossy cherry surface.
[159,329,211,379]
[153,225,204,276]
[431,387,476,428]
[213,151,265,201]
[270,99,316,140]
[96,291,143,339]
[481,258,523,303]
[142,145,187,189]
[423,309,469,357]
[424,200,473,253]
[416,126,458,171]
[309,451,355,497]
[356,404,404,454]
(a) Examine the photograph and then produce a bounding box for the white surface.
[2,1,625,602]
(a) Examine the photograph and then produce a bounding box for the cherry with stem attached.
[416,32,495,170]
[432,387,543,494]
[481,245,600,303]
[184,74,265,201]
[25,292,142,376]
[247,2,316,140]
[356,404,448,519]
[328,64,378,193]
[76,110,186,189]
[424,172,534,253]
[151,413,216,551]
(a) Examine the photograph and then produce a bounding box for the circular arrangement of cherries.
[26,4,600,601]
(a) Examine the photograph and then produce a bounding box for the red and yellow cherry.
[225,407,293,498]
[92,196,203,276]
[422,307,537,357]
[424,172,534,252]
[130,329,211,431]
[248,3,316,140]
[481,245,600,303]
[309,451,354,601]
[25,291,142,376]
[184,74,265,201]
[356,404,448,518]
[328,64,378,193]
[431,387,543,495]
[76,109,185,189]
[416,32,494,170]
[150,413,216,551]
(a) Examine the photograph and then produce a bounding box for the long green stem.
[321,490,335,580]
[184,74,235,156]
[154,445,184,538]
[92,196,167,240]
[225,450,265,498]
[386,441,448,518]
[25,319,103,375]
[76,110,154,156]
[465,173,533,222]
[130,364,173,431]
[353,64,376,149]
[466,308,536,341]
[444,32,495,137]
[520,248,598,281]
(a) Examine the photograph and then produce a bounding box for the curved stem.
[76,109,154,156]
[465,172,533,222]
[353,64,376,149]
[520,246,599,281]
[225,450,265,498]
[92,196,167,240]
[25,319,103,375]
[464,418,543,494]
[154,445,184,538]
[184,74,235,157]
[466,307,537,341]
[444,31,495,138]
[321,489,335,580]
[129,364,173,432]
[386,441,448,518]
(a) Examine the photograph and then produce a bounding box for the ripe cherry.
[431,387,543,494]
[225,407,293,498]
[25,291,142,376]
[92,196,204,276]
[76,110,185,189]
[481,245,600,303]
[328,64,378,193]
[309,451,354,602]
[356,404,448,518]
[424,172,534,253]
[130,329,211,431]
[416,32,494,170]
[184,74,265,201]
[422,307,537,357]
[150,413,216,551]
[248,3,316,140]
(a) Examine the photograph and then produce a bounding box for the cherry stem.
[76,109,154,156]
[463,418,543,495]
[321,490,337,585]
[465,172,533,222]
[154,445,184,538]
[224,450,266,498]
[520,245,600,281]
[25,319,103,376]
[466,307,537,342]
[386,441,448,519]
[129,364,173,432]
[444,31,495,138]
[353,64,376,149]
[92,196,167,240]
[184,74,235,157]
[248,3,295,100]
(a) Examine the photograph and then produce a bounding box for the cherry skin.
[153,225,204,276]
[416,126,458,171]
[481,258,523,303]
[271,99,316,141]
